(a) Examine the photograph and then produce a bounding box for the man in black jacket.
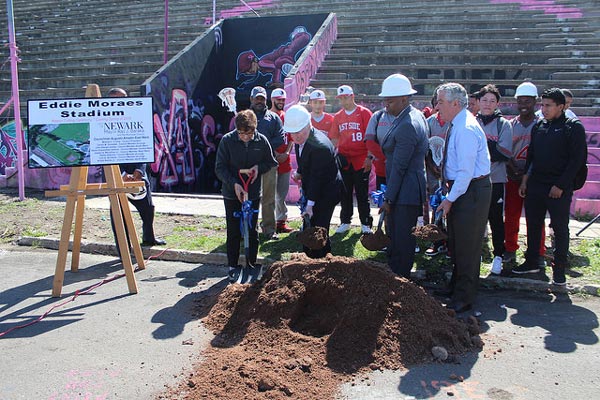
[285,105,342,258]
[108,87,165,248]
[215,109,278,281]
[515,88,587,285]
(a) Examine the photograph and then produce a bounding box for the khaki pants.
[275,171,290,222]
[260,166,277,235]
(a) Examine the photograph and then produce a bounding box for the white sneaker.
[335,223,351,234]
[491,256,503,275]
[361,225,372,234]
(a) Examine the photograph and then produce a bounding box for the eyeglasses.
[238,129,255,137]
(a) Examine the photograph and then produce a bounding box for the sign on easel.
[27,96,153,168]
[36,84,154,297]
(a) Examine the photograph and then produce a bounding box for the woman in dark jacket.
[215,110,277,281]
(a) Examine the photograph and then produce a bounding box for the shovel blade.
[235,264,264,284]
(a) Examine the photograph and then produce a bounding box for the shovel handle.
[377,209,386,230]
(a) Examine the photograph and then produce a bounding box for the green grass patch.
[21,227,48,237]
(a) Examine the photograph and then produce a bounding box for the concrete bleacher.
[0,0,598,215]
[0,0,268,104]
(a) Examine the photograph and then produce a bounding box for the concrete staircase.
[0,0,278,106]
[260,0,600,117]
[1,0,599,215]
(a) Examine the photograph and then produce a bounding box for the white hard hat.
[378,73,417,97]
[271,88,286,99]
[514,82,538,98]
[283,105,311,133]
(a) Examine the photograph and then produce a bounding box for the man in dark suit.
[108,88,165,247]
[378,74,429,278]
[284,105,342,258]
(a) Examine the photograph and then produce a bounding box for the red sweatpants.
[504,179,545,255]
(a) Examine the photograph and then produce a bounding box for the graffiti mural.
[142,14,332,195]
[0,120,18,175]
[236,26,311,90]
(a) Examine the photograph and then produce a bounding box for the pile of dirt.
[412,224,448,241]
[164,254,475,400]
[296,226,328,250]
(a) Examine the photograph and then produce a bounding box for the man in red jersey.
[329,85,373,234]
[309,89,334,134]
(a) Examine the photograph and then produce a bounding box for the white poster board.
[27,97,154,168]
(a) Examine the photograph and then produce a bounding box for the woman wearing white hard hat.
[285,105,343,258]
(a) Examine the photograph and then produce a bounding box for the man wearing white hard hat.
[330,84,374,234]
[377,74,429,279]
[309,89,334,133]
[504,82,546,268]
[269,88,294,234]
[284,104,342,258]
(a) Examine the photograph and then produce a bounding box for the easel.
[45,84,146,297]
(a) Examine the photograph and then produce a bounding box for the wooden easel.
[45,84,146,297]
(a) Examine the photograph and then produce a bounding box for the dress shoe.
[445,301,472,314]
[141,238,166,246]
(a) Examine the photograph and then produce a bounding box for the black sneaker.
[502,251,516,263]
[552,265,567,286]
[512,261,540,275]
[537,256,547,269]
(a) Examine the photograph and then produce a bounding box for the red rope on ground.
[0,249,170,338]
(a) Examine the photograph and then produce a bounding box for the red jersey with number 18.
[329,105,373,170]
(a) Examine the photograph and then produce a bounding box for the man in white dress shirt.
[436,83,492,313]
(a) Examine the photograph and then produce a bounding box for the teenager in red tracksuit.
[329,85,373,234]
[504,82,546,265]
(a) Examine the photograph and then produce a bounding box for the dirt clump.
[164,254,475,400]
[296,226,329,250]
[359,229,390,251]
[412,224,448,241]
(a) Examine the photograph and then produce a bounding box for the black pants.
[224,198,259,267]
[387,204,420,278]
[340,165,372,226]
[110,187,156,252]
[487,182,506,258]
[524,180,572,267]
[302,197,338,258]
[447,178,492,305]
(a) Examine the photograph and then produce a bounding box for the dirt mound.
[296,226,328,250]
[168,255,474,400]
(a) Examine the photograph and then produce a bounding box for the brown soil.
[359,229,390,251]
[296,227,328,250]
[162,254,475,400]
[412,224,448,241]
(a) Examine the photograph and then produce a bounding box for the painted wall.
[141,14,334,196]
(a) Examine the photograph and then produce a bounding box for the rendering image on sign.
[27,97,154,168]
